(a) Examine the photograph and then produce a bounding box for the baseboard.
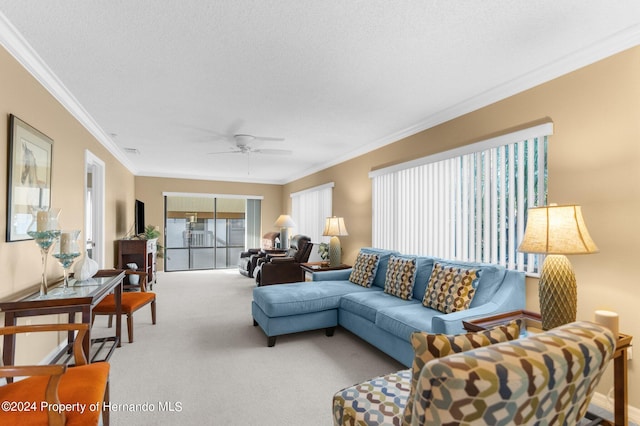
[591,389,640,425]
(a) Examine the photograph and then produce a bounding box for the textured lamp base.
[329,236,341,267]
[539,254,577,330]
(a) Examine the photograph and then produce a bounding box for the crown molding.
[0,12,137,173]
[284,24,640,184]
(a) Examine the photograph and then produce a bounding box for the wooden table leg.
[114,280,122,347]
[3,312,16,383]
[67,312,75,353]
[614,348,628,426]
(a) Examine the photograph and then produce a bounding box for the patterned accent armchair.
[238,232,280,278]
[254,235,312,286]
[333,321,615,426]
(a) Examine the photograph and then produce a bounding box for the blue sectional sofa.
[251,248,525,367]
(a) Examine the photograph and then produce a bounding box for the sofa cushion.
[434,259,507,308]
[333,369,412,426]
[422,262,478,313]
[252,281,372,317]
[340,289,415,323]
[360,247,400,289]
[383,255,417,300]
[402,320,520,426]
[410,256,436,302]
[375,303,441,342]
[349,252,380,287]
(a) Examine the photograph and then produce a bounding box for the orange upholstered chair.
[92,270,156,343]
[0,323,110,426]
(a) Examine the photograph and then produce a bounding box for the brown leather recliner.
[254,235,312,286]
[238,232,280,278]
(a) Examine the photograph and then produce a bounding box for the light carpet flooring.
[91,269,404,425]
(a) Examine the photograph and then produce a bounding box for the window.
[370,123,551,274]
[291,182,334,243]
[162,193,262,271]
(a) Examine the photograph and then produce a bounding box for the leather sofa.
[254,234,312,286]
[238,232,280,278]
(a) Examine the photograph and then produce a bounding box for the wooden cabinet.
[117,239,157,289]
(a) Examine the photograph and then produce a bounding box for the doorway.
[84,150,105,267]
[164,195,251,271]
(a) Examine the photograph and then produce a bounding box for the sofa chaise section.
[251,280,374,346]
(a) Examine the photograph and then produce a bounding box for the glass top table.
[0,269,125,368]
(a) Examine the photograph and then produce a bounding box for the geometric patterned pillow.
[383,255,417,300]
[422,262,478,313]
[402,320,521,426]
[348,252,380,288]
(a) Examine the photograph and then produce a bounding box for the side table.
[300,262,351,281]
[463,310,632,426]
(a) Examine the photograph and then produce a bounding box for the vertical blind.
[245,199,261,249]
[370,123,551,274]
[291,182,334,243]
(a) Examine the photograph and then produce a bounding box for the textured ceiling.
[1,1,639,184]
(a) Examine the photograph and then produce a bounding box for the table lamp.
[274,214,296,249]
[322,216,348,267]
[518,204,598,330]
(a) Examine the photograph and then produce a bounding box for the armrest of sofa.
[269,256,295,264]
[258,262,305,286]
[431,302,502,334]
[312,268,352,281]
[431,269,526,334]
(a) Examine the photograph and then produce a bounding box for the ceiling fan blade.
[253,136,285,142]
[252,149,292,155]
[207,150,242,155]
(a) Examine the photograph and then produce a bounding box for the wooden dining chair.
[92,270,156,343]
[0,323,110,426]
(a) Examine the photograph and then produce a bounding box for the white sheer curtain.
[291,182,334,243]
[370,123,551,273]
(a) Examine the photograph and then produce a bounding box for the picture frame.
[6,114,53,242]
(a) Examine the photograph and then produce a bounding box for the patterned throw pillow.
[402,321,521,426]
[348,252,380,287]
[384,256,417,300]
[422,262,478,313]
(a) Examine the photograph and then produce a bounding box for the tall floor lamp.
[322,217,348,267]
[274,214,296,249]
[518,204,598,330]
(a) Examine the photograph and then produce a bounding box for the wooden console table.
[463,310,633,426]
[0,269,125,371]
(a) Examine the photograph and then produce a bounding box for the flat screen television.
[135,199,145,236]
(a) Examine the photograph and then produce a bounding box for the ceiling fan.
[208,134,292,156]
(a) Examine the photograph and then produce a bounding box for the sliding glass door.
[164,195,251,271]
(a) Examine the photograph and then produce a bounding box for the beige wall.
[0,46,135,362]
[134,176,283,269]
[284,46,640,409]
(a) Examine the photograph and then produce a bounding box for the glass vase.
[27,208,61,297]
[53,230,81,294]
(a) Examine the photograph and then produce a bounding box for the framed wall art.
[6,114,53,242]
